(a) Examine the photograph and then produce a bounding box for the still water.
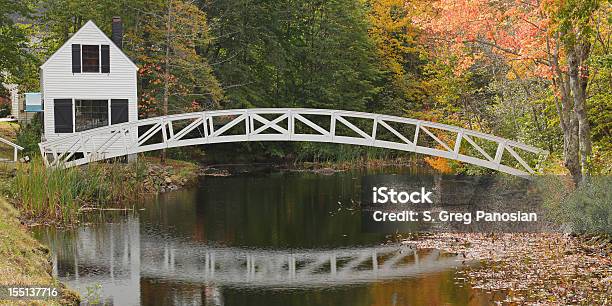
[34,167,498,305]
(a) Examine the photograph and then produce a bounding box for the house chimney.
[111,16,123,49]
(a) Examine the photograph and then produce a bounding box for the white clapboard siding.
[41,20,138,143]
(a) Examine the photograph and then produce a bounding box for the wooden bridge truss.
[39,108,548,176]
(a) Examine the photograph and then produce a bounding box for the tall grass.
[295,143,405,164]
[11,156,147,223]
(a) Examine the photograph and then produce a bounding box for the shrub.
[539,176,612,235]
[15,113,43,156]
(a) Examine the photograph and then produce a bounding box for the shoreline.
[0,197,80,305]
[5,156,201,227]
[404,233,611,304]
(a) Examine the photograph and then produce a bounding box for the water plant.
[10,156,148,223]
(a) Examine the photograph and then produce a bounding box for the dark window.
[111,99,129,124]
[101,45,110,73]
[54,99,73,133]
[75,100,108,132]
[71,44,81,73]
[81,45,99,72]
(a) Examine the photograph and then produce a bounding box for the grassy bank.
[0,197,79,305]
[4,156,199,224]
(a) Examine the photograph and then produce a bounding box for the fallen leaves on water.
[404,233,612,305]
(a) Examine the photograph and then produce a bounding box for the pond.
[33,167,500,305]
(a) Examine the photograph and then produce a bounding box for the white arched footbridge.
[39,108,548,176]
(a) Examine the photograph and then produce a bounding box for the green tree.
[0,0,33,90]
[202,0,384,160]
[203,0,381,110]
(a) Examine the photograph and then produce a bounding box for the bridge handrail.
[0,136,23,162]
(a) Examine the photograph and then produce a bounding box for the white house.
[40,18,138,141]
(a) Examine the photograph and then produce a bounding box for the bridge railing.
[0,136,24,162]
[39,108,548,177]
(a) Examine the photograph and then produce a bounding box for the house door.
[111,99,129,124]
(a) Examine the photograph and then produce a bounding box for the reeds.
[11,156,147,223]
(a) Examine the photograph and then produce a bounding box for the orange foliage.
[417,0,555,80]
[425,156,453,173]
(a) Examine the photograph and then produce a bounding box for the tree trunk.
[548,33,588,185]
[554,71,582,184]
[563,112,582,184]
[568,43,592,182]
[161,0,173,164]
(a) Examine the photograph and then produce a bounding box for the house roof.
[40,20,139,71]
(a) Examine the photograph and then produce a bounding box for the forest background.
[1,0,610,183]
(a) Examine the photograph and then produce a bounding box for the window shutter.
[101,45,110,73]
[71,44,81,73]
[111,99,129,124]
[54,99,73,133]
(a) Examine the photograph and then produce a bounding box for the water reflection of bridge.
[141,243,462,287]
[43,216,466,305]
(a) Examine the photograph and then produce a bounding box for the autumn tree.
[419,0,609,183]
[124,0,223,161]
[366,0,427,114]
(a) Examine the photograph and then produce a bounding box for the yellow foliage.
[424,156,453,173]
[367,0,421,93]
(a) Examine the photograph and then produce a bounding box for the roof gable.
[40,20,138,70]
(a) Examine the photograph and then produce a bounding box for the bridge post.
[371,118,378,145]
[167,121,174,140]
[201,113,208,139]
[330,113,336,141]
[246,111,252,136]
[160,118,168,145]
[413,123,420,146]
[453,131,463,158]
[494,142,506,169]
[288,110,294,140]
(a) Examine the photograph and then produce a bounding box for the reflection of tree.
[204,285,223,306]
[368,271,482,306]
[150,173,386,248]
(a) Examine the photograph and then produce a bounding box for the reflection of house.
[40,18,138,141]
